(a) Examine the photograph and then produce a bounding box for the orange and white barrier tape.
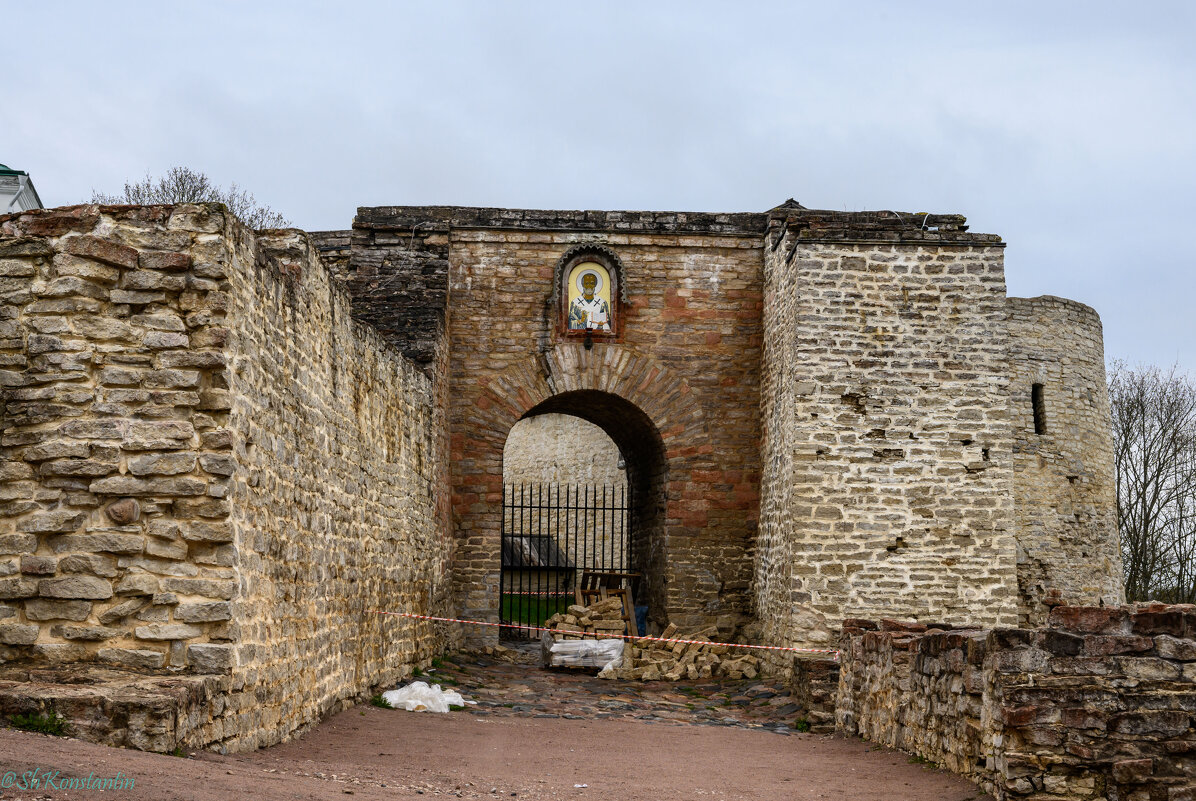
[370,609,840,660]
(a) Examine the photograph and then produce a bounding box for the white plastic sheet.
[381,681,476,713]
[541,631,624,670]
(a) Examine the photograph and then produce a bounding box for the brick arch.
[474,343,712,449]
[451,342,719,637]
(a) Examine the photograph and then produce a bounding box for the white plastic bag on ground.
[541,631,624,670]
[381,681,476,713]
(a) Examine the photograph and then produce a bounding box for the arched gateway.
[336,206,768,643]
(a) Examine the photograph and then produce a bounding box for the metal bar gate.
[499,482,632,638]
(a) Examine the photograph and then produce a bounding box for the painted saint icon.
[567,263,613,331]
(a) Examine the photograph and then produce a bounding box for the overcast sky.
[5,1,1193,369]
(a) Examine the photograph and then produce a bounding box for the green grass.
[370,694,393,709]
[500,593,573,627]
[10,710,66,736]
[793,718,811,733]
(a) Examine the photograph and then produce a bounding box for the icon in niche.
[567,263,613,331]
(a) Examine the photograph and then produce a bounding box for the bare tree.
[89,166,290,229]
[1110,361,1196,602]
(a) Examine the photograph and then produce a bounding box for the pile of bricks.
[545,598,629,640]
[546,600,763,681]
[616,622,763,681]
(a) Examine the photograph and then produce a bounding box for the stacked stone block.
[836,607,1196,799]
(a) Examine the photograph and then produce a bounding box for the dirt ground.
[0,651,992,801]
[0,713,990,801]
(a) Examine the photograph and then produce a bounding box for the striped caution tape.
[369,609,840,659]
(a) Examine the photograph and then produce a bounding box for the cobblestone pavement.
[421,643,817,735]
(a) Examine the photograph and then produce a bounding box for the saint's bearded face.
[582,276,597,299]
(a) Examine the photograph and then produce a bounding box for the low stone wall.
[836,607,1196,800]
[0,205,451,751]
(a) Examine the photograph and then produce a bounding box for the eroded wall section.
[756,212,1020,656]
[1007,296,1123,625]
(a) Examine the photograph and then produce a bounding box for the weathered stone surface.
[105,497,140,524]
[59,553,119,576]
[20,555,57,575]
[127,452,197,476]
[836,607,1196,801]
[0,534,37,554]
[198,454,235,476]
[97,647,165,669]
[52,533,144,554]
[98,598,148,624]
[89,476,206,495]
[115,573,159,596]
[0,577,39,599]
[145,538,188,560]
[188,643,234,672]
[56,624,122,640]
[1154,635,1196,661]
[23,440,90,461]
[39,575,113,599]
[16,510,85,533]
[0,623,39,645]
[160,578,236,599]
[60,234,139,269]
[139,251,192,271]
[176,601,232,623]
[135,623,202,640]
[179,521,232,543]
[24,599,92,621]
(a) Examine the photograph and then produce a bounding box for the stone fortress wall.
[0,199,1127,754]
[0,205,450,750]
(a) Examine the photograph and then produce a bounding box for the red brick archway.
[451,342,740,639]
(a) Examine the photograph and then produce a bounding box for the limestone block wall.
[836,607,1196,800]
[756,212,1020,658]
[1007,296,1123,625]
[503,413,623,486]
[0,205,450,751]
[0,204,249,670]
[220,226,451,749]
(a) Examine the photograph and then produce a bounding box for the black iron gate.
[500,482,631,638]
